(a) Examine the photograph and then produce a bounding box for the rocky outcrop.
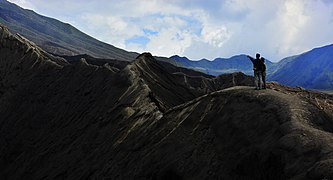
[0,24,68,96]
[0,24,333,180]
[0,26,201,179]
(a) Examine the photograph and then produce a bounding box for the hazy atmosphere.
[8,0,333,61]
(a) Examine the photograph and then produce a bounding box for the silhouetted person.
[260,57,267,89]
[247,53,262,89]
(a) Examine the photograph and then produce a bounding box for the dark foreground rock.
[0,24,333,179]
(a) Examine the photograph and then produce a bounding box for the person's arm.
[247,55,255,63]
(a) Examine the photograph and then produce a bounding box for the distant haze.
[8,0,333,62]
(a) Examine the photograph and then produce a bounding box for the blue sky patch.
[125,35,150,46]
[143,29,158,36]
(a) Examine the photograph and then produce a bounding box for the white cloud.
[260,0,333,60]
[276,0,310,54]
[6,0,333,62]
[201,25,230,48]
[146,28,193,56]
[224,0,250,13]
[81,14,142,49]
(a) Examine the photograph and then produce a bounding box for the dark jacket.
[259,59,266,72]
[247,56,262,71]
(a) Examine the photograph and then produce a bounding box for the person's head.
[256,53,260,59]
[260,57,265,62]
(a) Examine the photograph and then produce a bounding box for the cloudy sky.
[8,0,333,62]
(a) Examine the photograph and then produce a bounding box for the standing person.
[260,57,267,89]
[247,53,262,90]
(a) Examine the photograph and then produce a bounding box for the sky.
[7,0,333,62]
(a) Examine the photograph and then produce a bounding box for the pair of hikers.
[247,53,266,90]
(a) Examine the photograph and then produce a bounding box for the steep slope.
[269,55,298,75]
[0,24,333,180]
[0,0,138,60]
[102,86,333,179]
[269,44,333,90]
[170,55,276,76]
[0,24,68,96]
[123,52,203,111]
[0,24,202,179]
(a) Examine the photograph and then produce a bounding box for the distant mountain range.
[170,44,333,90]
[268,44,333,90]
[0,0,137,60]
[170,55,276,76]
[0,0,332,90]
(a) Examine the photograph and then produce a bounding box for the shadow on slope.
[106,86,333,179]
[0,24,333,180]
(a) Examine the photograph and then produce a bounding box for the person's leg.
[254,71,259,89]
[262,71,266,89]
[257,71,262,89]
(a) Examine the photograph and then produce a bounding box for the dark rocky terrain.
[1,23,333,180]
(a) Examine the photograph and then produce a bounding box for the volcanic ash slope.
[0,24,333,179]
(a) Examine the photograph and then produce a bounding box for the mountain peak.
[0,23,68,68]
[170,55,189,60]
[131,52,162,69]
[0,23,10,34]
[135,52,154,61]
